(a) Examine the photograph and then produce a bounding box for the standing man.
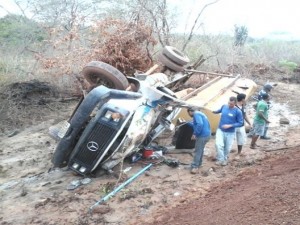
[258,83,272,139]
[235,93,252,154]
[250,93,270,149]
[258,83,272,100]
[213,97,243,166]
[187,108,211,174]
[248,83,273,139]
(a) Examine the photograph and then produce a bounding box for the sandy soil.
[0,81,300,225]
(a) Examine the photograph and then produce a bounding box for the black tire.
[83,61,129,90]
[162,46,190,66]
[175,124,195,149]
[157,53,184,72]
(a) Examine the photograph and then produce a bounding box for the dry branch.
[181,0,220,51]
[264,144,300,152]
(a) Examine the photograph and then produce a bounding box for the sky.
[172,0,299,40]
[0,0,299,40]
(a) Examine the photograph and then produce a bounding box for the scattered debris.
[279,117,290,124]
[67,178,92,190]
[7,130,19,137]
[122,167,132,174]
[20,188,28,197]
[41,182,51,187]
[35,198,51,209]
[173,192,180,196]
[202,168,214,177]
[67,180,81,190]
[81,178,92,185]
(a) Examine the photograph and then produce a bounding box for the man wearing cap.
[213,97,243,166]
[258,83,272,139]
[248,83,273,139]
[258,83,272,100]
[250,93,271,149]
[187,108,211,174]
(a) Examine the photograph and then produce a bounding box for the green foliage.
[0,14,46,50]
[0,60,7,72]
[234,25,248,47]
[279,60,298,72]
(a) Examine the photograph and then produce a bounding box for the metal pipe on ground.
[89,163,153,213]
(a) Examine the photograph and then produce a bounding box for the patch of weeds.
[76,217,89,225]
[141,201,153,209]
[235,160,257,168]
[139,187,154,195]
[99,182,116,195]
[119,189,137,202]
[161,195,168,204]
[118,187,154,202]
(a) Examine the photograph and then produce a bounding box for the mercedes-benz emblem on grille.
[87,141,99,152]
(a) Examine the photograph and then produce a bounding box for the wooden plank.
[145,64,160,75]
[181,76,222,100]
[203,74,241,106]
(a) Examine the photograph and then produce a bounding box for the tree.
[0,14,45,52]
[234,25,248,47]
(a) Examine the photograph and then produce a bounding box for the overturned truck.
[50,46,257,175]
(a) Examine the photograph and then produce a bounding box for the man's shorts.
[252,121,265,136]
[235,126,246,145]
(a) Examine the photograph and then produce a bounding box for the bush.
[279,60,298,73]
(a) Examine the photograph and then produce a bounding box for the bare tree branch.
[191,51,220,69]
[181,0,220,51]
[14,0,29,17]
[136,0,170,46]
[0,5,11,15]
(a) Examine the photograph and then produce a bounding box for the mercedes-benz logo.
[87,141,99,152]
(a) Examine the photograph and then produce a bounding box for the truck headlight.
[79,167,87,173]
[72,163,80,169]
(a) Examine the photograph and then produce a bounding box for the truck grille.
[75,122,117,166]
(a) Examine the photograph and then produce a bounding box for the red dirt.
[144,146,300,225]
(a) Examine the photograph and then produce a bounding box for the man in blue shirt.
[187,108,211,174]
[213,96,243,166]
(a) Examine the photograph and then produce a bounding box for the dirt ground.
[144,144,300,225]
[0,80,300,225]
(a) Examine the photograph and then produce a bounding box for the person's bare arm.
[258,111,270,123]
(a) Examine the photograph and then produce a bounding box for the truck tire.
[162,46,190,66]
[157,53,184,72]
[83,61,129,90]
[175,124,195,149]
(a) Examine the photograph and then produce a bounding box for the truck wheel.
[83,61,129,90]
[175,124,195,149]
[157,53,184,72]
[162,46,190,66]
